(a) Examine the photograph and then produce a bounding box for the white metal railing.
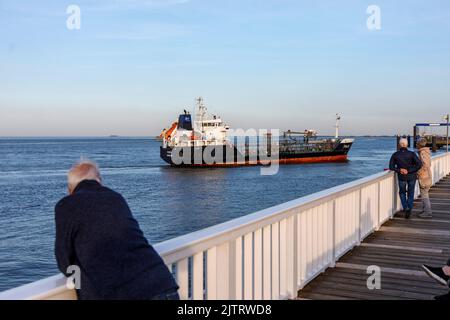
[1,152,449,300]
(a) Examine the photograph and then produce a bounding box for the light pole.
[446,114,449,153]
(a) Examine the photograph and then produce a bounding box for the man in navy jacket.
[55,160,179,300]
[389,138,422,218]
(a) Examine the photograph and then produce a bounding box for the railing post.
[177,258,189,300]
[331,199,336,266]
[358,189,362,243]
[216,242,231,299]
[192,253,204,300]
[377,181,381,230]
[228,240,237,300]
[286,214,298,299]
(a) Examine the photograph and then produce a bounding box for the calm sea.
[0,136,402,291]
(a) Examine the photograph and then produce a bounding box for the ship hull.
[160,140,353,167]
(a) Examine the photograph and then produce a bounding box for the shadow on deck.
[298,176,450,300]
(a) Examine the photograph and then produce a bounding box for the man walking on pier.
[54,160,179,300]
[389,138,422,218]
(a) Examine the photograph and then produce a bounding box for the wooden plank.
[339,255,446,271]
[324,268,448,292]
[336,262,428,277]
[303,275,437,300]
[393,216,450,224]
[359,242,443,254]
[379,226,450,236]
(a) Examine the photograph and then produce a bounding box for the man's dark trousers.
[398,179,416,211]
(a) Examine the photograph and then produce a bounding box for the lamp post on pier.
[445,114,449,153]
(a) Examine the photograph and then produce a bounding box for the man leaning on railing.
[54,160,179,300]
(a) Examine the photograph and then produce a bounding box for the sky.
[0,0,450,136]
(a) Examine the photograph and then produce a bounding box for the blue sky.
[0,0,449,136]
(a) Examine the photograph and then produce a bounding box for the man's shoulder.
[55,194,79,216]
[406,150,419,157]
[56,186,124,210]
[55,194,72,210]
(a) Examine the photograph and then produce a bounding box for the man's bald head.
[67,160,102,194]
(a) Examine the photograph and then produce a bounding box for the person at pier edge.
[416,138,433,218]
[54,160,179,300]
[389,138,422,219]
[422,260,450,300]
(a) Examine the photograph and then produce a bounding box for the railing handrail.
[1,151,448,300]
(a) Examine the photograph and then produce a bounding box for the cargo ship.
[160,98,354,167]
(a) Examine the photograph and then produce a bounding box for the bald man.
[54,160,179,300]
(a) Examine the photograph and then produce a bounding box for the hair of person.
[416,138,428,148]
[67,159,102,193]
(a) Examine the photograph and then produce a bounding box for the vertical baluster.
[216,243,230,299]
[359,188,363,240]
[243,233,253,299]
[279,219,287,297]
[320,204,326,268]
[299,212,307,286]
[206,247,217,300]
[304,210,309,277]
[271,222,280,299]
[178,258,189,300]
[334,199,340,257]
[286,214,298,299]
[192,252,204,300]
[253,229,263,299]
[262,225,271,300]
[312,207,318,271]
[327,201,334,266]
[377,181,381,229]
[297,212,303,286]
[235,237,243,300]
[318,205,324,268]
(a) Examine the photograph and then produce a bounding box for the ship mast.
[335,114,341,139]
[195,97,206,132]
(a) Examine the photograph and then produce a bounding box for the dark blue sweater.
[54,180,178,300]
[389,147,422,181]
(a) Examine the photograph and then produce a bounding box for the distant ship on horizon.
[159,97,354,167]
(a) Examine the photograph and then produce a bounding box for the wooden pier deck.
[298,175,450,300]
